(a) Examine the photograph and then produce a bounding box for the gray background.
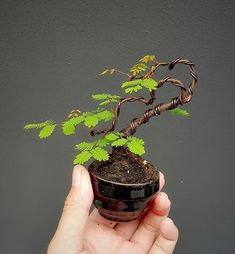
[0,0,234,253]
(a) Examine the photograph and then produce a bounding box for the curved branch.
[90,58,197,137]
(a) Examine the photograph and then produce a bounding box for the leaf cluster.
[24,54,191,166]
[73,132,145,164]
[92,93,121,106]
[24,108,115,139]
[121,78,158,94]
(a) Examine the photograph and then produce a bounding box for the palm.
[83,192,175,254]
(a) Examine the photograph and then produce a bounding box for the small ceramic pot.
[89,170,159,222]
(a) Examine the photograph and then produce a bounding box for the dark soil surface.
[88,146,159,184]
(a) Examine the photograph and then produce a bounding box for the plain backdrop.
[0,0,234,253]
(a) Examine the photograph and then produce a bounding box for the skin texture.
[47,165,179,254]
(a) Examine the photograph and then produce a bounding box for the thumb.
[48,165,94,254]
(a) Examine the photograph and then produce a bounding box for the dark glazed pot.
[89,170,159,222]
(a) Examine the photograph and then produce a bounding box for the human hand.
[47,165,178,254]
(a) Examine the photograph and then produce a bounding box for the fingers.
[114,172,165,240]
[47,166,93,254]
[149,218,179,254]
[130,192,171,252]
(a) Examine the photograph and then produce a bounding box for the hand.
[47,166,178,254]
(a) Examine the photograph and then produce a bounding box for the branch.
[90,58,197,137]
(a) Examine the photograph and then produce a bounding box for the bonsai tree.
[24,55,197,221]
[24,55,196,163]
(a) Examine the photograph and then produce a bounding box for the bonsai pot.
[88,147,159,222]
[89,170,159,222]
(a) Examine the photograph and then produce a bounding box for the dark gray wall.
[0,0,234,253]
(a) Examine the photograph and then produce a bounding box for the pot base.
[89,170,159,222]
[97,200,154,222]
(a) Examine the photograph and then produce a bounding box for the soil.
[88,146,158,184]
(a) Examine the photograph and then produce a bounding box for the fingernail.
[165,217,174,226]
[72,166,82,186]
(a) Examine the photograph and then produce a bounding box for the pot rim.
[88,169,159,187]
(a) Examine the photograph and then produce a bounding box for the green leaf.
[139,55,156,64]
[75,142,95,151]
[96,137,110,147]
[92,94,121,106]
[125,85,143,94]
[105,133,119,141]
[84,114,99,128]
[99,100,112,106]
[169,108,190,117]
[92,93,121,100]
[73,151,92,165]
[141,78,158,91]
[130,63,148,76]
[97,110,114,122]
[62,121,75,135]
[127,136,145,145]
[68,115,84,126]
[112,138,127,147]
[126,137,145,155]
[121,79,142,88]
[24,120,54,129]
[91,147,109,161]
[39,124,56,139]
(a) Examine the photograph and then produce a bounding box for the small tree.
[24,55,197,165]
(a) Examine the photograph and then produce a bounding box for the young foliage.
[24,120,57,139]
[105,133,119,141]
[39,124,56,139]
[97,110,114,122]
[141,78,158,91]
[62,121,76,135]
[121,78,158,94]
[24,120,55,129]
[84,114,99,128]
[75,142,95,151]
[139,55,156,64]
[112,138,127,147]
[25,54,192,166]
[169,108,190,117]
[130,63,148,76]
[73,151,92,165]
[99,68,116,75]
[126,136,145,156]
[92,93,121,106]
[91,147,109,161]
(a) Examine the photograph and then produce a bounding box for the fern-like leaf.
[130,63,148,76]
[62,122,75,135]
[141,78,158,91]
[169,108,190,117]
[75,142,95,151]
[92,93,121,101]
[97,110,114,122]
[39,124,56,139]
[126,137,145,155]
[121,79,142,88]
[125,85,143,94]
[96,137,110,147]
[84,114,99,128]
[111,138,127,147]
[24,120,54,129]
[105,133,119,141]
[73,151,92,165]
[91,147,109,161]
[139,55,156,64]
